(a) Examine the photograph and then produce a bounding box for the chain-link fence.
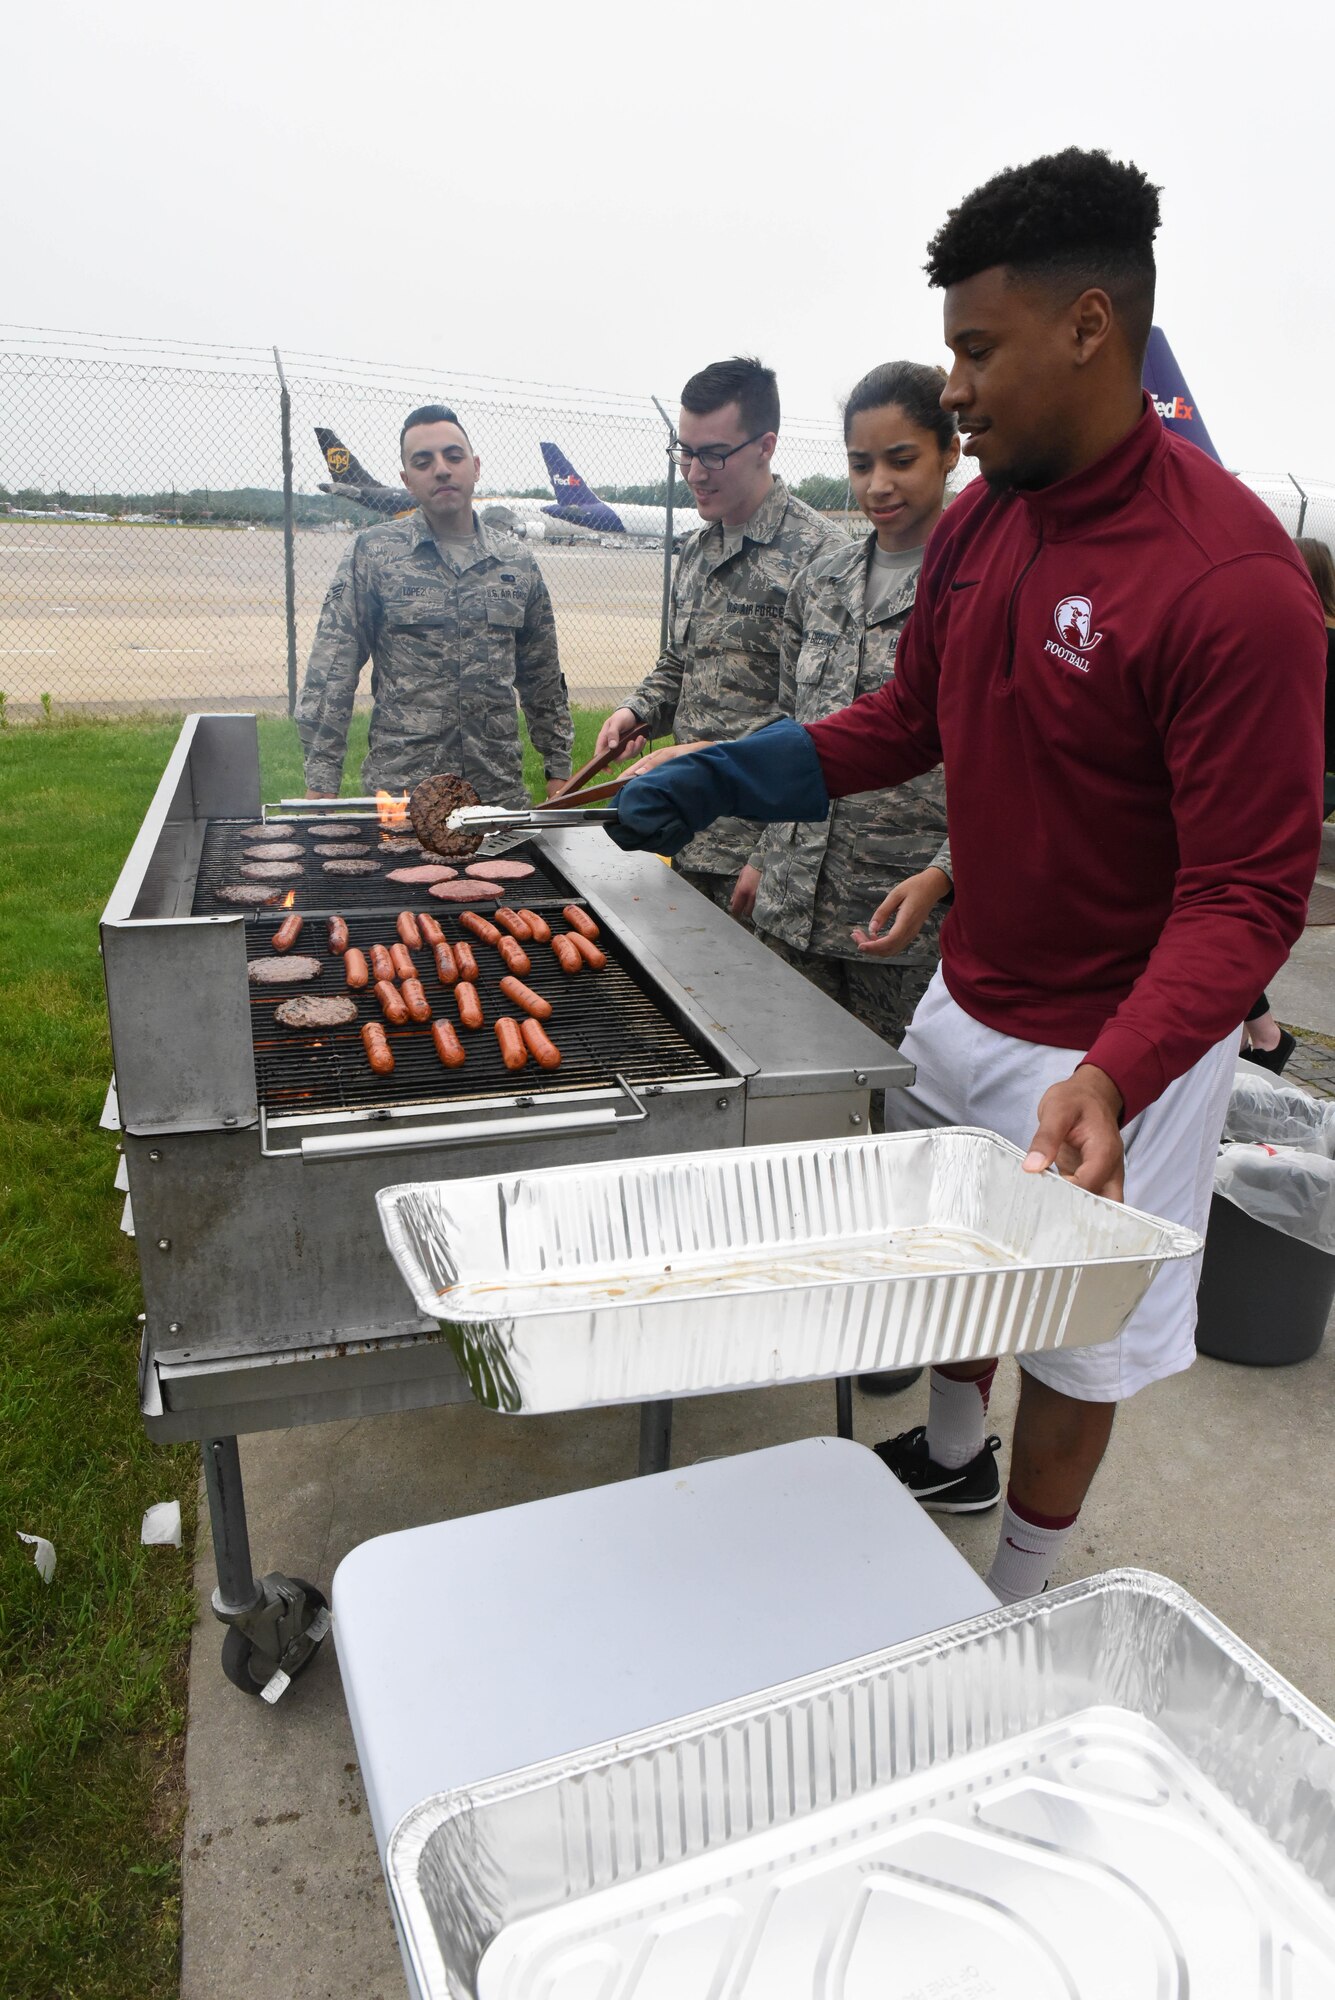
[4,327,1333,724]
[0,330,863,721]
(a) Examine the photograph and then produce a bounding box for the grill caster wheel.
[219,1577,329,1697]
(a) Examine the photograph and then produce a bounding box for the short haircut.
[400,403,470,456]
[1296,536,1335,620]
[681,356,780,437]
[925,147,1162,362]
[843,361,956,451]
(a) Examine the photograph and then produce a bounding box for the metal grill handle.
[260,1074,649,1161]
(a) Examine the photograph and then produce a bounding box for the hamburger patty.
[428,879,503,901]
[216,884,283,904]
[387,863,457,883]
[314,842,370,856]
[465,858,535,880]
[244,842,305,860]
[322,858,380,875]
[409,773,483,857]
[274,995,358,1028]
[248,955,321,983]
[242,861,303,880]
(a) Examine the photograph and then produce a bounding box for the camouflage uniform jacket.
[296,510,572,805]
[752,532,951,960]
[624,477,843,874]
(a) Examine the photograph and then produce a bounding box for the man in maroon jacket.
[609,148,1326,1602]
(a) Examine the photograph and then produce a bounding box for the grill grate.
[193,820,569,915]
[246,909,722,1116]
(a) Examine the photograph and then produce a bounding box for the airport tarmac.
[0,519,663,711]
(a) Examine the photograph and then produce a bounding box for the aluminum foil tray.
[388,1570,1335,1999]
[376,1130,1200,1413]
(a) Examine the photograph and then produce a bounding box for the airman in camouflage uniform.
[752,531,952,1049]
[620,476,842,886]
[297,412,572,805]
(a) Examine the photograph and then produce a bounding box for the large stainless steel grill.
[100,714,913,1696]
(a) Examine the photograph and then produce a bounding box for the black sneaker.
[1240,1028,1296,1076]
[873,1426,1001,1513]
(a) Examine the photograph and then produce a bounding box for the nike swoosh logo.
[949,578,979,592]
[1004,1537,1042,1554]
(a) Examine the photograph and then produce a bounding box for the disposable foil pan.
[387,1570,1335,1999]
[376,1130,1201,1413]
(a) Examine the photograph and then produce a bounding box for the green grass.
[0,707,611,1996]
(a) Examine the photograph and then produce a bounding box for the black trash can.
[1195,1193,1335,1366]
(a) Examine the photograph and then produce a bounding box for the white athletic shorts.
[886,971,1237,1403]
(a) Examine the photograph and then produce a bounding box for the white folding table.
[334,1435,996,1998]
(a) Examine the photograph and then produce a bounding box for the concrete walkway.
[180,854,1335,2000]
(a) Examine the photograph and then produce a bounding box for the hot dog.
[343,946,370,989]
[418,912,445,947]
[520,1017,562,1069]
[551,933,583,975]
[459,910,502,947]
[375,979,410,1025]
[361,1021,394,1075]
[497,974,552,1020]
[272,912,304,952]
[494,1016,528,1071]
[390,941,417,982]
[493,906,532,940]
[401,977,431,1024]
[517,908,552,943]
[327,915,349,956]
[432,939,459,985]
[454,940,480,984]
[431,1018,467,1068]
[562,904,600,941]
[497,936,532,977]
[566,930,607,970]
[369,944,395,983]
[396,911,423,950]
[455,981,484,1030]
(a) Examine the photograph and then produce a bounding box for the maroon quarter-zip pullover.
[806,399,1326,1123]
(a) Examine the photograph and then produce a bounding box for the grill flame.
[280,890,296,909]
[376,789,410,828]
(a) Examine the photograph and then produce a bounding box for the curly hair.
[926,148,1162,357]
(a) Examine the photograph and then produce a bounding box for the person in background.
[297,404,573,806]
[1237,536,1335,1073]
[749,360,959,1054]
[594,357,842,915]
[607,147,1326,1603]
[1295,536,1335,797]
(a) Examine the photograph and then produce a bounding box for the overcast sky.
[6,0,1332,474]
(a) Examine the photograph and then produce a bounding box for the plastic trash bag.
[140,1500,182,1548]
[17,1532,56,1583]
[1213,1065,1335,1254]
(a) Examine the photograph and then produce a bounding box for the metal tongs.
[446,745,632,838]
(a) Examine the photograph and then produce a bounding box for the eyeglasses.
[669,431,768,472]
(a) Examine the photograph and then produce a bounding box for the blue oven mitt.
[606,719,830,856]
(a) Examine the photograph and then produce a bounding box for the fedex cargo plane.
[539,443,703,542]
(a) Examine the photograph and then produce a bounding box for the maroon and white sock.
[924,1360,999,1470]
[985,1490,1077,1604]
